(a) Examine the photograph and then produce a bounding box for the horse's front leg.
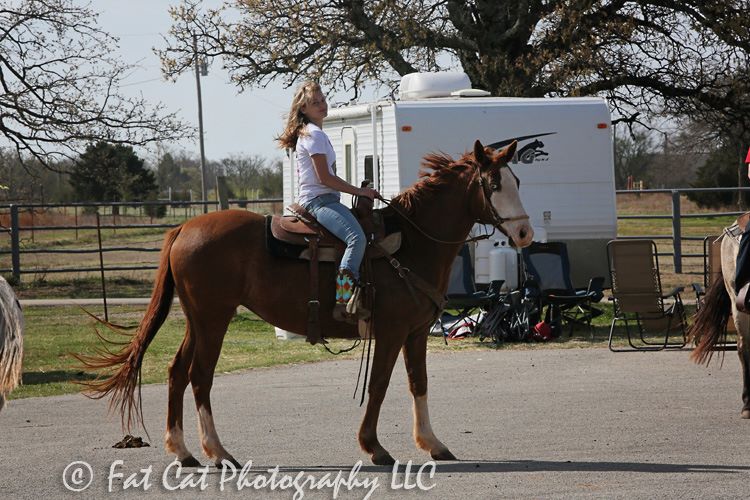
[403,328,456,460]
[358,331,403,465]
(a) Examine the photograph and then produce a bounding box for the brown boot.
[736,282,750,313]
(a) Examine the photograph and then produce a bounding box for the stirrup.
[333,302,358,324]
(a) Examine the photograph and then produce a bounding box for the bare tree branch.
[159,0,750,133]
[0,0,193,168]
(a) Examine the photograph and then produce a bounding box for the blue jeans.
[303,194,366,279]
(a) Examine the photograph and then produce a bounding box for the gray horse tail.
[0,276,24,411]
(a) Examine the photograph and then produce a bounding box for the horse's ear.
[497,140,518,163]
[473,140,489,166]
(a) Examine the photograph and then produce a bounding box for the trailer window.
[345,144,352,183]
[364,155,379,185]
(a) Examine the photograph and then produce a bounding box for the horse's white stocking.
[197,406,234,464]
[165,425,193,462]
[412,394,449,455]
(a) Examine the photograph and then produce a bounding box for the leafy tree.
[258,159,282,198]
[1,0,191,167]
[69,142,163,215]
[613,129,658,189]
[156,151,194,199]
[687,140,749,209]
[221,154,265,199]
[0,149,73,202]
[160,1,750,130]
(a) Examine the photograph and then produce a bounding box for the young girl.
[277,81,379,320]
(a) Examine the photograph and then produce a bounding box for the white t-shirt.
[295,123,338,205]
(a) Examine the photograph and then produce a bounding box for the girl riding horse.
[80,140,533,466]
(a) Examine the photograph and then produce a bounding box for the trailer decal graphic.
[488,132,556,164]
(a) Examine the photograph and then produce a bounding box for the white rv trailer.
[282,74,617,287]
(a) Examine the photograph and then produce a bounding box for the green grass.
[13,276,154,299]
[12,301,706,401]
[13,305,364,400]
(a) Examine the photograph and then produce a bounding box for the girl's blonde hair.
[276,81,322,150]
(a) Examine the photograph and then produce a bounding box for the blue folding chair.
[522,241,604,338]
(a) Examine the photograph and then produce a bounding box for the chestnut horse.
[689,229,750,418]
[82,140,533,466]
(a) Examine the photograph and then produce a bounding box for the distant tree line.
[615,122,750,209]
[0,142,282,208]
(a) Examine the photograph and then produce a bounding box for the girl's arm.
[311,154,379,199]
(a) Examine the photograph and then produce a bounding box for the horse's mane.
[392,151,475,215]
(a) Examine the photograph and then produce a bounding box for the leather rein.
[351,162,528,404]
[378,163,529,245]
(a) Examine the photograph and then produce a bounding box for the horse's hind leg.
[739,344,750,419]
[187,306,241,467]
[403,328,456,460]
[358,332,404,465]
[165,330,200,466]
[734,311,750,418]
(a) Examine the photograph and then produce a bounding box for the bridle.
[379,161,529,246]
[475,164,530,231]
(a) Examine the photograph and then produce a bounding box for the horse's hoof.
[431,449,457,461]
[180,456,202,467]
[741,409,750,419]
[217,457,242,469]
[371,453,396,466]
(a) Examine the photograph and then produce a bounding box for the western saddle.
[268,191,390,344]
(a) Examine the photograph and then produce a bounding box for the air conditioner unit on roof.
[399,72,473,100]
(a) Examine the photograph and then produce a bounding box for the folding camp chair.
[437,244,502,338]
[521,241,604,339]
[607,239,687,352]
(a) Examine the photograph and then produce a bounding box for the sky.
[94,0,299,164]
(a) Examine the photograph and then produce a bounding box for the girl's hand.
[358,187,380,200]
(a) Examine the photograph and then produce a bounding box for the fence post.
[96,212,108,322]
[10,205,20,283]
[671,190,682,273]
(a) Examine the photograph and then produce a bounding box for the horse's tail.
[0,277,24,412]
[687,268,731,366]
[76,226,182,429]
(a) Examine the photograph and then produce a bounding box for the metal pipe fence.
[616,187,750,273]
[0,199,282,282]
[1,189,748,282]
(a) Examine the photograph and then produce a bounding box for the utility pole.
[193,34,208,214]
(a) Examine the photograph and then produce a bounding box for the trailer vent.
[451,88,491,97]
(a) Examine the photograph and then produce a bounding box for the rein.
[347,160,530,401]
[378,164,529,246]
[379,198,493,245]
